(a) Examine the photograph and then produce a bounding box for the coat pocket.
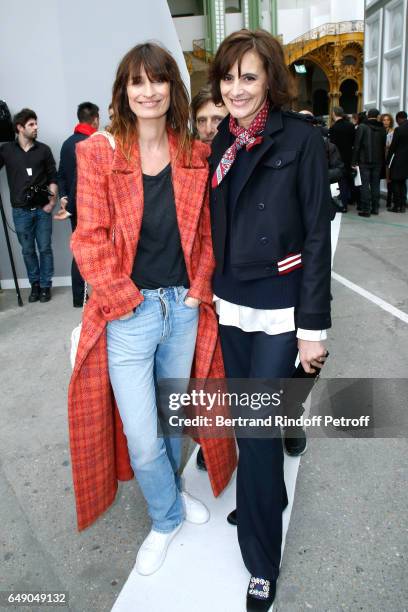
[263,150,297,169]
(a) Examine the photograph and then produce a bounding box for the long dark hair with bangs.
[208,29,296,110]
[109,42,192,163]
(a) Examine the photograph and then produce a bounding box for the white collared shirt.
[214,296,326,341]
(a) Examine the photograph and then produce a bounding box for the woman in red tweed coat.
[68,42,236,575]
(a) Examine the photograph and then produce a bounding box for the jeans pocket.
[112,301,145,323]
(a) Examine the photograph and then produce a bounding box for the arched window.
[343,55,357,66]
[340,79,358,114]
[313,88,329,116]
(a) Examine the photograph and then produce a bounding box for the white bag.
[70,323,82,369]
[70,131,116,370]
[330,182,340,197]
[70,279,88,370]
[354,166,362,187]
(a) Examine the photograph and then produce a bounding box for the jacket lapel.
[231,110,284,203]
[168,130,209,259]
[109,142,144,274]
[209,110,284,204]
[209,116,233,209]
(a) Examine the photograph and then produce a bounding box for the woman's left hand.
[184,296,201,308]
[298,339,327,374]
[118,310,134,320]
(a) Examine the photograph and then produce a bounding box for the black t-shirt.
[131,163,189,290]
[0,140,57,207]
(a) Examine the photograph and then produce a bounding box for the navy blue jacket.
[329,117,355,166]
[209,109,332,330]
[386,120,408,180]
[57,131,88,217]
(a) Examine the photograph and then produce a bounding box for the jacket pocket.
[263,150,297,169]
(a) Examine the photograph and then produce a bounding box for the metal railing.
[287,20,364,46]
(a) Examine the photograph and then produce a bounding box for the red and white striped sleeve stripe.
[277,253,303,275]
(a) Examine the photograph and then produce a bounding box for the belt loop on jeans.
[177,286,185,302]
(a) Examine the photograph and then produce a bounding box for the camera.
[24,183,52,207]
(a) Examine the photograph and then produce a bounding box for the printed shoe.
[246,576,276,611]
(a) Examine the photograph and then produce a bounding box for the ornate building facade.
[284,21,365,115]
[169,1,365,111]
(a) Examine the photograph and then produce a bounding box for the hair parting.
[109,42,192,164]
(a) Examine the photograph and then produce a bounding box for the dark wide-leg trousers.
[70,216,85,305]
[391,179,407,211]
[219,324,298,581]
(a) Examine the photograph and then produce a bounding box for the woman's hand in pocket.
[184,296,201,308]
[118,310,134,320]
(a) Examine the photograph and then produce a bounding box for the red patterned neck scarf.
[211,99,270,188]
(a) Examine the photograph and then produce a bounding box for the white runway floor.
[111,216,342,612]
[111,447,301,612]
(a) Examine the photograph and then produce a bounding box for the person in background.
[352,108,386,217]
[0,108,57,302]
[190,85,228,472]
[380,113,395,210]
[54,102,100,306]
[350,112,367,208]
[300,110,344,215]
[105,103,114,130]
[386,110,408,213]
[208,29,331,611]
[329,106,355,213]
[191,85,228,145]
[358,111,367,125]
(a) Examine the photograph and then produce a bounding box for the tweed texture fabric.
[68,130,237,530]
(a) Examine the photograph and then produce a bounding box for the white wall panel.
[0,0,188,285]
[279,0,364,43]
[364,9,382,107]
[173,15,206,50]
[365,0,408,114]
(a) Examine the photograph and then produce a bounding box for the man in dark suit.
[387,111,408,213]
[55,102,99,306]
[329,106,355,212]
[352,108,386,217]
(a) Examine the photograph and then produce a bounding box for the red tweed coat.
[68,130,237,531]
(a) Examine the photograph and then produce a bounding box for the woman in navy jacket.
[208,29,331,611]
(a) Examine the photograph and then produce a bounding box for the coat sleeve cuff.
[297,328,327,341]
[98,283,144,321]
[296,311,332,330]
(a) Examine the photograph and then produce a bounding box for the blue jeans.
[107,286,199,533]
[12,207,54,287]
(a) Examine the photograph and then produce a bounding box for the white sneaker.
[135,523,182,576]
[181,491,210,524]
